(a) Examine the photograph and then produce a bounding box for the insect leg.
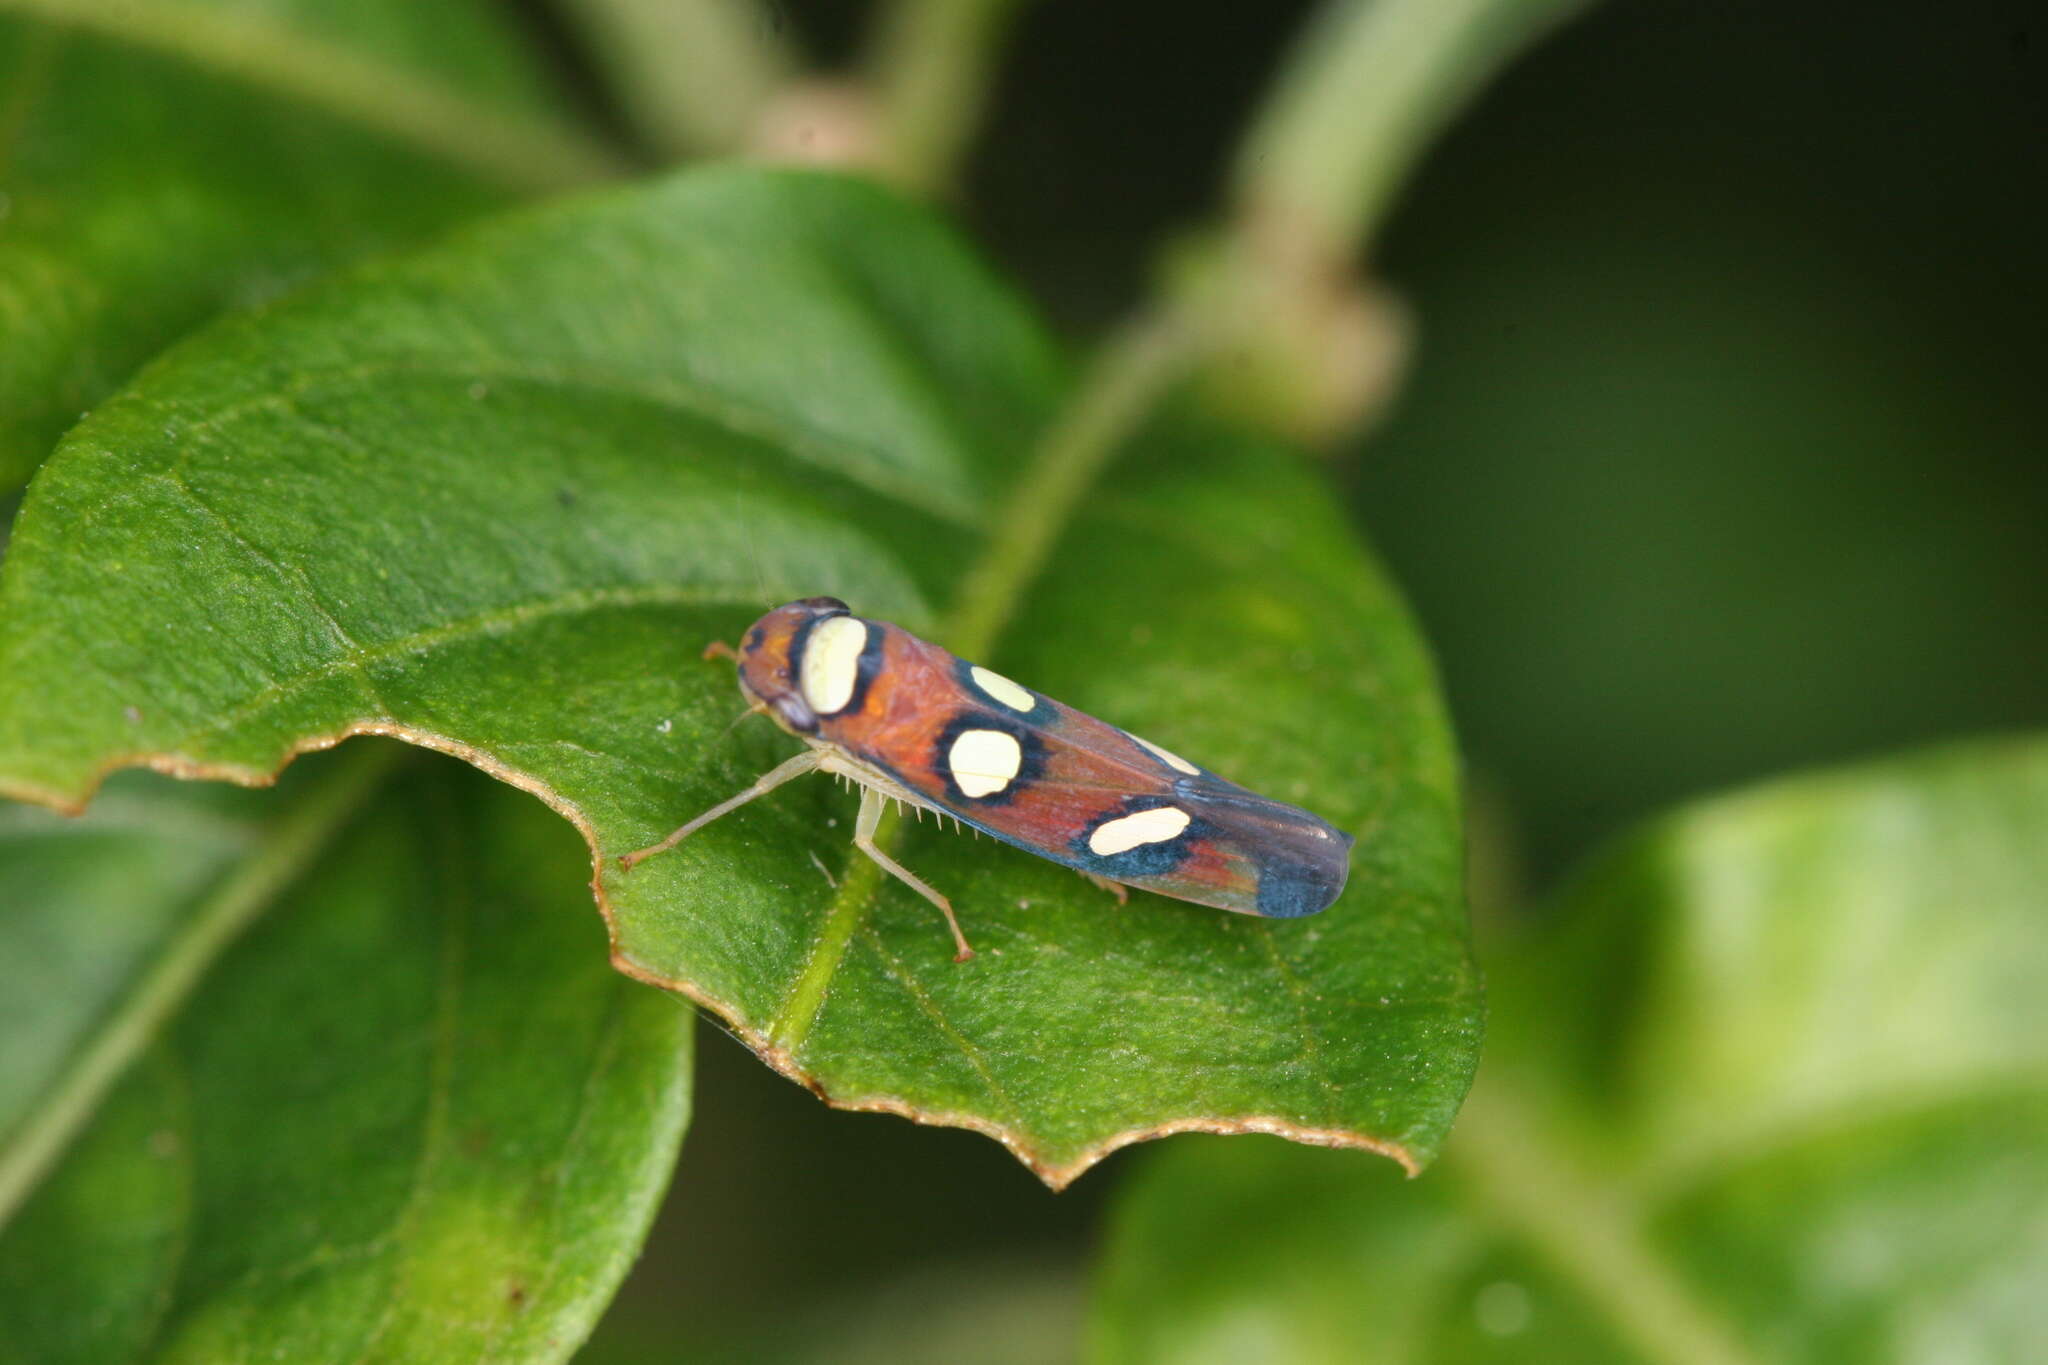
[1079,870,1130,905]
[853,785,975,962]
[619,749,821,871]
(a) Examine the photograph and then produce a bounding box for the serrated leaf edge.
[2,727,1425,1190]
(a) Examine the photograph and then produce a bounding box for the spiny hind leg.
[619,749,820,871]
[854,785,975,962]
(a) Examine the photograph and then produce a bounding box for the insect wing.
[1011,740,1355,920]
[815,629,1353,918]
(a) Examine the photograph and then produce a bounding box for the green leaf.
[0,0,618,490]
[0,749,692,1364]
[1089,736,2048,1362]
[0,165,1477,1185]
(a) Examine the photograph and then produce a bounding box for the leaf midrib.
[178,583,763,754]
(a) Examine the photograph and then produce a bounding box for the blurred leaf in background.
[0,0,617,490]
[0,754,691,1362]
[1091,736,2048,1363]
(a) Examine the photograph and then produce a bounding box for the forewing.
[824,635,1354,918]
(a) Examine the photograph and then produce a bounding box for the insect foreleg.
[619,749,821,871]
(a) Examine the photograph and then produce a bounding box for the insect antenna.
[720,699,771,739]
[729,490,775,610]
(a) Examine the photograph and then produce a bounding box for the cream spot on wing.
[1134,734,1199,775]
[948,728,1022,798]
[800,615,869,715]
[1089,805,1191,856]
[969,665,1036,713]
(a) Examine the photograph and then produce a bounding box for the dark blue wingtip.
[1255,852,1350,918]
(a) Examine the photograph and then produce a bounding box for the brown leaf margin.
[2,728,1423,1189]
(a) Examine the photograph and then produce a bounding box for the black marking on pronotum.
[954,656,1053,723]
[837,619,887,719]
[932,709,1048,806]
[1068,796,1207,879]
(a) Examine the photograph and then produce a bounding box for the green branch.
[1193,0,1591,441]
[944,308,1201,660]
[1232,0,1590,260]
[864,0,1027,196]
[557,0,798,160]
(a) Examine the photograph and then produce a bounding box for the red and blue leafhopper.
[622,597,1353,960]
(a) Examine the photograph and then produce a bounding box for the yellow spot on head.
[800,615,869,715]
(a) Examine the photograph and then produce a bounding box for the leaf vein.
[182,584,758,748]
[154,467,394,724]
[858,922,1025,1123]
[135,353,983,530]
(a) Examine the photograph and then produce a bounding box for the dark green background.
[573,1,2046,1358]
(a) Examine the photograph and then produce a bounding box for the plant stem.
[558,0,797,160]
[0,741,406,1233]
[0,0,628,191]
[864,0,1026,196]
[1449,1078,1764,1365]
[1232,0,1590,261]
